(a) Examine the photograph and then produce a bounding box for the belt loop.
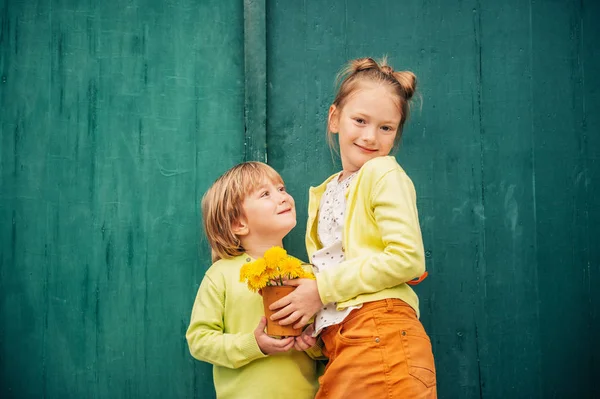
[385,298,394,312]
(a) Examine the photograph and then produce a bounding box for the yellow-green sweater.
[186,254,318,399]
[306,156,426,316]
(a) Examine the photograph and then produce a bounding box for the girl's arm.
[270,161,425,327]
[317,166,425,305]
[186,274,293,369]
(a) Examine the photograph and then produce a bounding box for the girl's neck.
[338,169,358,181]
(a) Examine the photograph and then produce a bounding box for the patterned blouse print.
[312,172,361,336]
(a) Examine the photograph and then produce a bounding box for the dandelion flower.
[264,246,287,267]
[279,257,303,279]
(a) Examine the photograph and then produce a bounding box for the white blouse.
[311,172,361,336]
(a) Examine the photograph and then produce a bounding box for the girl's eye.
[260,190,269,198]
[354,118,366,124]
[278,186,286,192]
[381,126,393,132]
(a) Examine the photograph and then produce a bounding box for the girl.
[270,57,436,398]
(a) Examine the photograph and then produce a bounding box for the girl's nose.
[362,127,376,142]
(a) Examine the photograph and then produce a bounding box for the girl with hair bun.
[271,57,437,398]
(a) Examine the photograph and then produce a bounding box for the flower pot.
[261,285,302,337]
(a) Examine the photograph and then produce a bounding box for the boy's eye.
[278,186,286,192]
[260,190,269,197]
[355,118,366,124]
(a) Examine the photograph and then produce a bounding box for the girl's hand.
[254,317,295,355]
[294,324,317,351]
[268,278,323,329]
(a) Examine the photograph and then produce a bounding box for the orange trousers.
[316,299,437,399]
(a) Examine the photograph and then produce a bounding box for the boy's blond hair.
[201,161,284,262]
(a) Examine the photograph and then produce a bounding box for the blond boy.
[186,162,318,399]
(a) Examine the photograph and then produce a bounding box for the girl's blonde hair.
[201,162,284,262]
[327,57,417,151]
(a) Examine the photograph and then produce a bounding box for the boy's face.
[240,178,296,239]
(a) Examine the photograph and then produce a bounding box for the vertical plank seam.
[43,1,52,397]
[243,0,267,162]
[527,0,542,394]
[577,0,592,386]
[473,2,485,398]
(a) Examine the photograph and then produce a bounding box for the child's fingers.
[284,338,296,351]
[276,311,303,326]
[270,337,294,352]
[293,315,312,329]
[294,338,310,351]
[282,279,302,287]
[268,294,292,311]
[254,316,267,333]
[269,305,295,321]
[293,341,303,351]
[301,334,316,347]
[270,336,294,346]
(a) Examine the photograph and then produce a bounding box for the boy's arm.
[303,337,327,361]
[294,324,328,361]
[186,274,267,369]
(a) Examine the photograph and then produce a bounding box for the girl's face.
[329,83,401,178]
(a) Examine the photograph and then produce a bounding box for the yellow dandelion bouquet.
[240,246,315,336]
[239,246,315,292]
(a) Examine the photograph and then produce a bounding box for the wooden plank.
[0,0,245,398]
[582,1,600,394]
[477,1,543,396]
[530,0,594,396]
[0,1,52,397]
[243,0,267,162]
[266,0,348,261]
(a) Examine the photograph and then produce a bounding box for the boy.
[186,162,318,399]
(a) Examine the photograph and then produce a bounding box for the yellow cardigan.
[306,156,426,317]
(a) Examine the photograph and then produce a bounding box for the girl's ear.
[232,219,249,236]
[328,104,339,134]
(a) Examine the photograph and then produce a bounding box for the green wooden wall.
[1,0,598,398]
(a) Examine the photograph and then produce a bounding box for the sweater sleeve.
[303,337,328,361]
[186,274,267,369]
[316,166,426,305]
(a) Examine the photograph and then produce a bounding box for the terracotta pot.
[261,285,302,337]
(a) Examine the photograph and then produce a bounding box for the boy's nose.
[276,192,287,204]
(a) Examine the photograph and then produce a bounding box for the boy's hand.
[254,317,295,355]
[268,278,323,329]
[294,324,317,351]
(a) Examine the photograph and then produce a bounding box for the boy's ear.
[232,219,249,236]
[328,104,339,133]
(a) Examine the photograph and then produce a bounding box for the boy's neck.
[241,237,285,260]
